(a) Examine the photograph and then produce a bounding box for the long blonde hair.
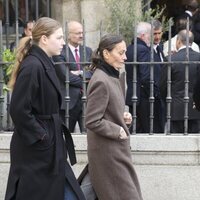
[8,36,32,89]
[8,17,62,90]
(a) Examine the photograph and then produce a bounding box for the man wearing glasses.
[53,21,92,133]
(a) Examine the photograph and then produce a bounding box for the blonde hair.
[9,17,61,90]
[8,36,32,89]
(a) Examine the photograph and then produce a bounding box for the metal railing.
[1,0,51,48]
[0,16,200,135]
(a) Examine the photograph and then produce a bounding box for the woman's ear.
[40,35,48,45]
[103,49,109,60]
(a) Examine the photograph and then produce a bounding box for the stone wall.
[51,0,141,49]
[1,133,200,200]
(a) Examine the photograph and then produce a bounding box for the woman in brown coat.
[85,34,143,200]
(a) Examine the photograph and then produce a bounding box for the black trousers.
[69,98,83,133]
[171,120,200,133]
[60,98,83,133]
[129,97,165,133]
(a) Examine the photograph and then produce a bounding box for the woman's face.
[104,41,127,69]
[44,27,65,57]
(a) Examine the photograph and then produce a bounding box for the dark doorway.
[151,0,184,20]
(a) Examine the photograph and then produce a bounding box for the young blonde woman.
[5,17,85,200]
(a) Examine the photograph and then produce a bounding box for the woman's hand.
[119,127,128,139]
[124,112,132,125]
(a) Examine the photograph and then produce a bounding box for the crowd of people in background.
[5,0,200,135]
[125,0,200,134]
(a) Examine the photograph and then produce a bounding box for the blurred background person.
[160,30,200,133]
[10,20,35,52]
[152,19,166,133]
[163,17,199,57]
[53,20,92,133]
[126,22,164,133]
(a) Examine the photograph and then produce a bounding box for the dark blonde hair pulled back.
[9,17,62,89]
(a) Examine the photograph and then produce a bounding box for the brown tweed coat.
[85,64,143,200]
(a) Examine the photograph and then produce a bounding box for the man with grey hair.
[160,30,200,133]
[126,21,164,133]
[153,19,164,61]
[152,19,166,133]
[135,22,151,46]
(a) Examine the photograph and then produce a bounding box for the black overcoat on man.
[160,47,200,132]
[193,65,200,111]
[5,45,85,200]
[125,38,164,133]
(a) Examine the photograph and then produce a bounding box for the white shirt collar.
[153,44,159,52]
[68,43,80,52]
[177,45,191,52]
[68,43,80,57]
[185,10,193,17]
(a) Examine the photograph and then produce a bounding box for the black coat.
[125,38,165,133]
[160,47,200,120]
[125,38,162,105]
[125,38,150,106]
[193,65,200,111]
[5,45,85,200]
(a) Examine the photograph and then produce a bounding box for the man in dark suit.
[126,21,164,133]
[53,21,92,133]
[152,19,166,133]
[160,29,200,133]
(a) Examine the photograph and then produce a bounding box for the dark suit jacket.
[125,38,162,106]
[193,65,200,111]
[53,45,92,110]
[66,45,92,72]
[160,47,200,120]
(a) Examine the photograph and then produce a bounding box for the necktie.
[75,48,80,70]
[156,45,163,62]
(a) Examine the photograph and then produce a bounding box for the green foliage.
[104,0,135,43]
[104,0,171,44]
[2,49,15,90]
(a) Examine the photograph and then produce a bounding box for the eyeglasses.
[69,32,83,35]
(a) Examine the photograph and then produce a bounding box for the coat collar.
[131,37,149,48]
[177,46,192,52]
[98,61,119,79]
[29,45,62,104]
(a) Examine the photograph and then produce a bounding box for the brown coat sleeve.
[85,80,121,140]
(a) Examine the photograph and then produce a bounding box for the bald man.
[160,30,200,133]
[53,21,92,133]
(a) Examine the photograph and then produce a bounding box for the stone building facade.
[51,0,141,49]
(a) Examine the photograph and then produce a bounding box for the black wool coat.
[5,45,85,200]
[160,48,200,120]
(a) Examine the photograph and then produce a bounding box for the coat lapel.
[30,45,62,105]
[68,47,78,70]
